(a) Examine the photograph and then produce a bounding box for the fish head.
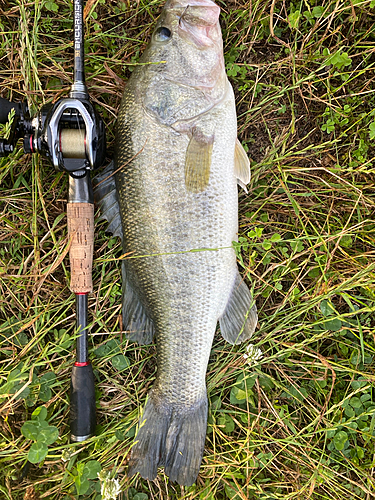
[142,0,225,96]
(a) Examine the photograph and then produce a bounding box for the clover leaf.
[21,406,59,464]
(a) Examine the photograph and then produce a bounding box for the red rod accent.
[30,135,33,153]
[74,361,90,367]
[75,293,88,296]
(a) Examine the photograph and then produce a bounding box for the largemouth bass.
[95,0,257,486]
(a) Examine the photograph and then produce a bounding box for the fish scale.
[94,0,257,486]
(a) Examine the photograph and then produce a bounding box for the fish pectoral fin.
[184,128,214,193]
[122,262,154,345]
[93,161,124,241]
[234,138,250,193]
[219,271,258,345]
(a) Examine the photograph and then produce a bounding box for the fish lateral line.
[124,60,167,67]
[95,245,235,264]
[118,246,230,261]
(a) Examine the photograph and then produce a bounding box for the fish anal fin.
[122,262,154,345]
[185,128,213,193]
[219,271,257,345]
[234,138,250,193]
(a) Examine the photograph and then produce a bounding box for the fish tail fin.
[219,270,258,345]
[128,391,207,486]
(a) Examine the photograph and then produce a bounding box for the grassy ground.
[1,0,375,498]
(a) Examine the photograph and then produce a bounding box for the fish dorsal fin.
[93,161,123,241]
[185,128,214,193]
[94,163,154,345]
[234,138,250,192]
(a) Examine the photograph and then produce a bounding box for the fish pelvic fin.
[128,391,208,486]
[93,161,124,240]
[122,262,155,345]
[219,270,258,345]
[234,138,250,193]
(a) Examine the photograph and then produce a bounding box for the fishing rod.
[0,0,105,441]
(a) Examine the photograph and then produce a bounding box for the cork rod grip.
[67,203,94,294]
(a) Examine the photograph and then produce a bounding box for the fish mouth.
[178,1,220,27]
[168,0,221,48]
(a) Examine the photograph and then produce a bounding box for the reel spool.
[59,128,86,159]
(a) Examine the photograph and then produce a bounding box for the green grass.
[1,0,375,498]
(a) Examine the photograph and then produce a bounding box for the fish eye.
[154,26,172,42]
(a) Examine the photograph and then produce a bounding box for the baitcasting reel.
[0,93,106,175]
